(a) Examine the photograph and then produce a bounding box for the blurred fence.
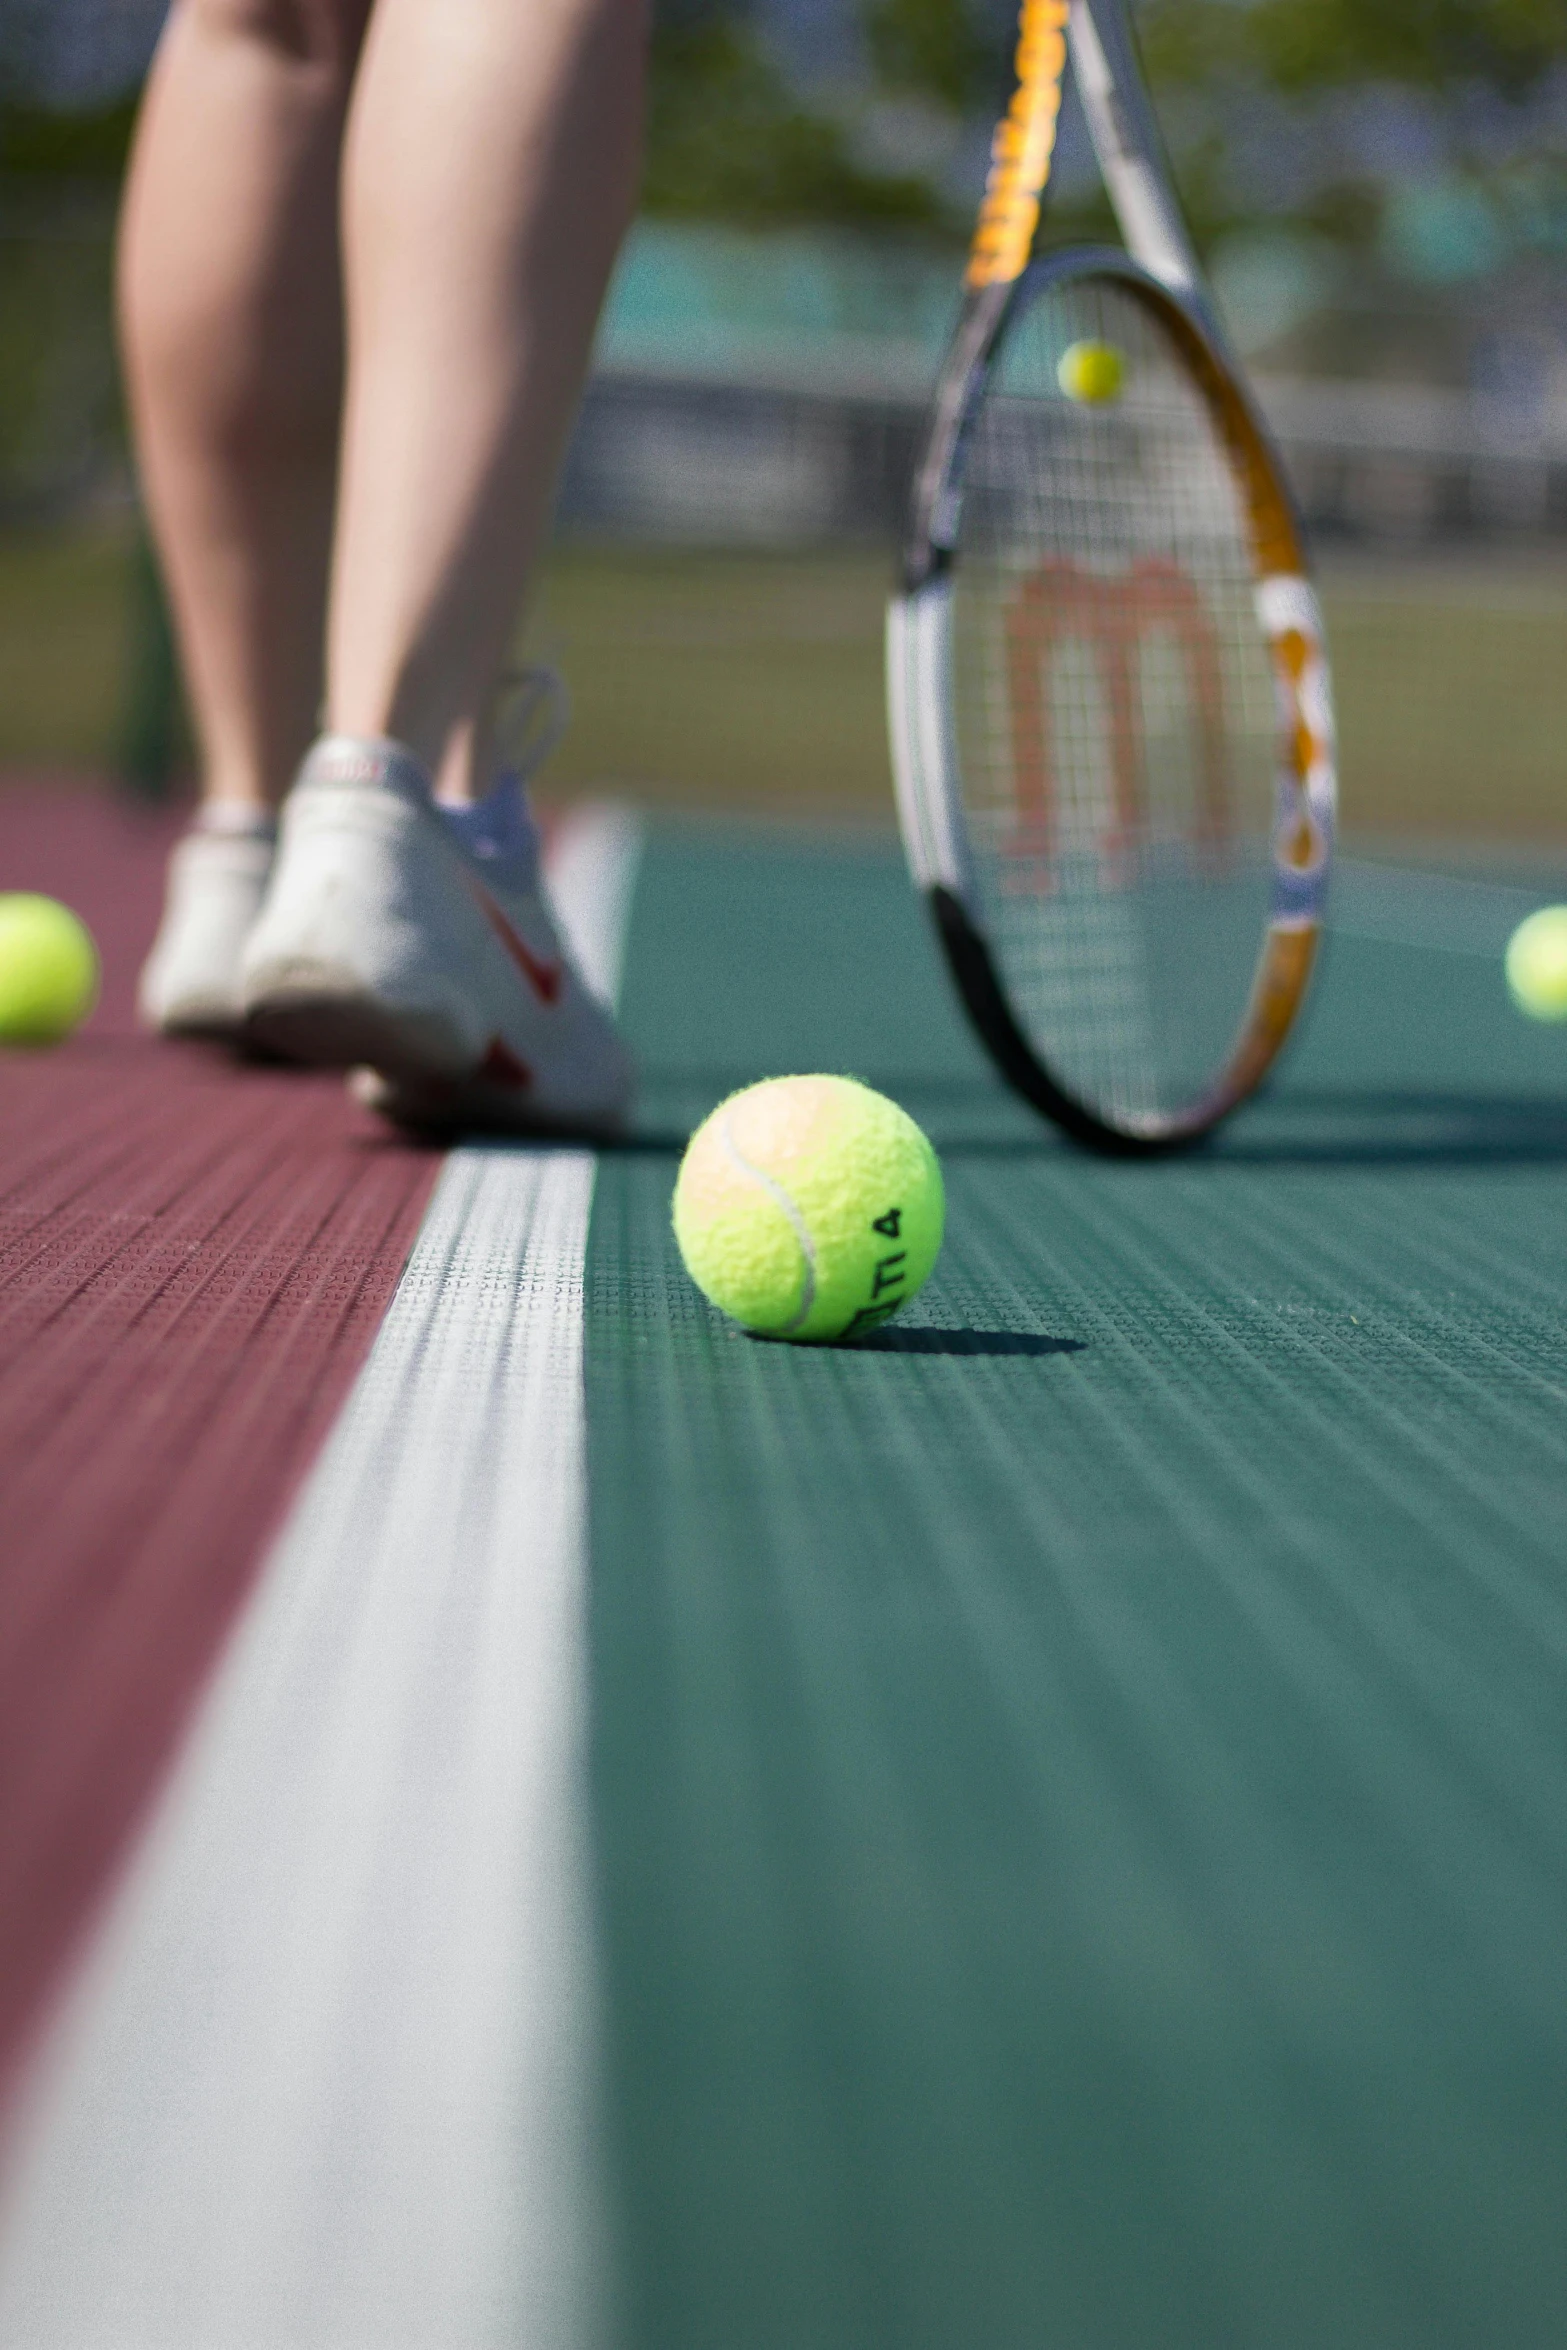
[559,358,1567,548]
[561,367,923,546]
[5,190,1567,550]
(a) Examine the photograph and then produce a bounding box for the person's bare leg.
[117,0,371,815]
[327,0,646,802]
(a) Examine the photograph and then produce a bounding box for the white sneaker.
[239,733,634,1137]
[139,816,276,1037]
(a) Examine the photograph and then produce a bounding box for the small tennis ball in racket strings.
[673,1075,944,1344]
[0,894,98,1044]
[1058,338,1125,403]
[1505,905,1567,1020]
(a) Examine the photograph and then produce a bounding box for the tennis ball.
[0,893,98,1045]
[1505,905,1567,1020]
[1058,338,1125,403]
[673,1075,944,1344]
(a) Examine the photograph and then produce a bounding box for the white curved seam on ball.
[717,1110,817,1333]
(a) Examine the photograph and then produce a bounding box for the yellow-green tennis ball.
[0,893,98,1045]
[673,1075,944,1344]
[1505,906,1567,1021]
[1058,338,1125,403]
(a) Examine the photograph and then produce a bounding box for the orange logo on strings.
[1003,557,1230,881]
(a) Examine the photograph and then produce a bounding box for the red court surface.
[0,786,440,2098]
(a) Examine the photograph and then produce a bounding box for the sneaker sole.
[243,974,468,1081]
[247,970,633,1140]
[151,1004,247,1043]
[354,1066,631,1143]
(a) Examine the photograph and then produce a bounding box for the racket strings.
[952,279,1278,1126]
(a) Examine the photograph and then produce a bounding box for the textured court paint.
[0,791,437,2098]
[586,829,1567,2350]
[0,807,640,2349]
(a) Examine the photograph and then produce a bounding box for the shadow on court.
[1217,1087,1567,1167]
[905,1090,1567,1168]
[855,1326,1085,1357]
[495,1075,1567,1177]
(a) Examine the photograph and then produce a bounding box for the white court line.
[0,806,642,2350]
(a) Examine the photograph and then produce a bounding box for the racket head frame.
[887,246,1336,1153]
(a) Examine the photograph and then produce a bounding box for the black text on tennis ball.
[672,1075,944,1343]
[0,894,99,1045]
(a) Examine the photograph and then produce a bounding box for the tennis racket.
[886,0,1336,1152]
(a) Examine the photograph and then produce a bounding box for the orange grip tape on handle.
[965,0,1072,290]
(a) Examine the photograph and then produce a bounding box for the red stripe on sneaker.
[478,1036,532,1088]
[473,887,563,1005]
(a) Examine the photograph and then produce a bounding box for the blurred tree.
[1142,0,1567,99]
[647,0,939,220]
[1138,0,1567,284]
[1,0,939,224]
[0,95,135,174]
[861,0,1000,111]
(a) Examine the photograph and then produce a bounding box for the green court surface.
[586,823,1567,2350]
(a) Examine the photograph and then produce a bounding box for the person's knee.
[181,0,373,75]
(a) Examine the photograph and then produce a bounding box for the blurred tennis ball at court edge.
[1504,906,1567,1021]
[673,1075,944,1344]
[1057,338,1125,403]
[0,894,99,1045]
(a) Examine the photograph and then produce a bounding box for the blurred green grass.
[525,545,893,818]
[0,513,140,770]
[2,522,1565,842]
[534,545,1567,840]
[1317,560,1567,840]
